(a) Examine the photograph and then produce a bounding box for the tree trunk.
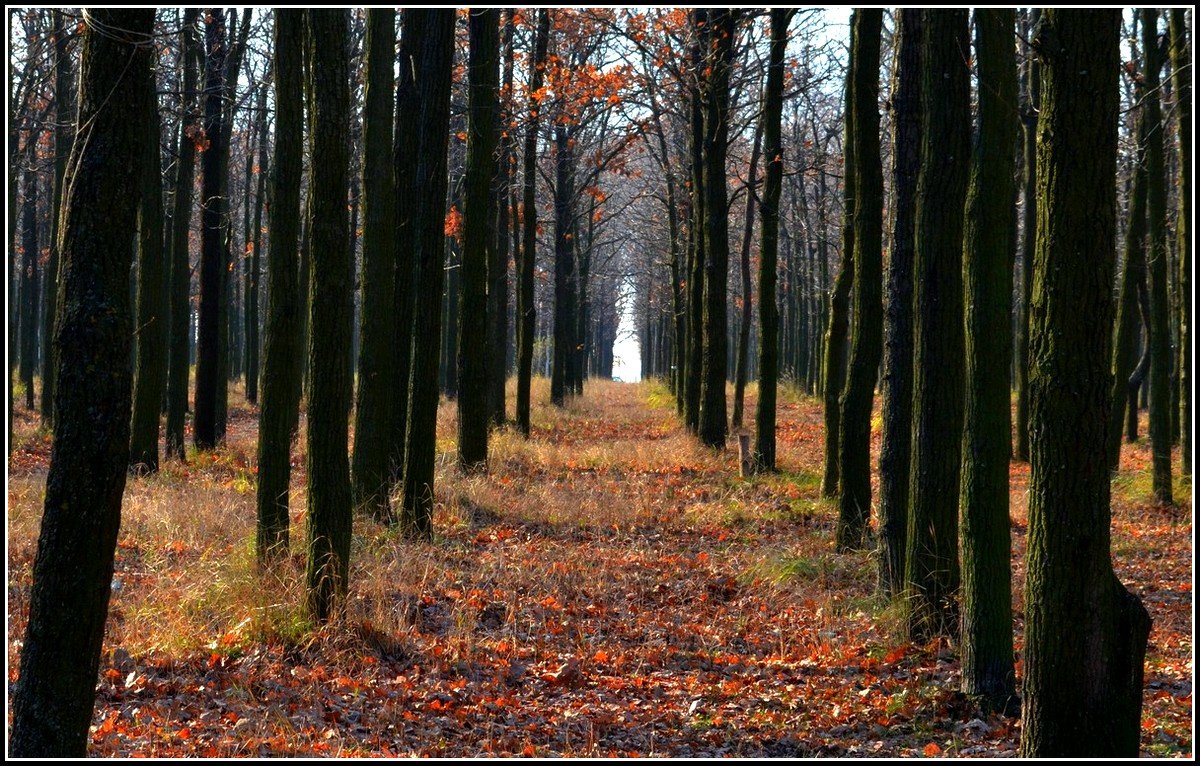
[194,8,228,451]
[1014,8,1040,462]
[697,9,738,450]
[255,9,305,563]
[245,83,267,405]
[835,9,883,552]
[303,8,353,623]
[1107,96,1149,471]
[551,124,575,407]
[904,9,969,643]
[1019,11,1151,757]
[351,8,397,518]
[488,9,516,428]
[166,9,200,461]
[731,119,762,432]
[42,9,74,426]
[684,8,707,435]
[19,154,39,411]
[515,9,549,436]
[959,8,1018,713]
[9,11,154,755]
[400,9,456,539]
[129,76,167,473]
[754,9,788,472]
[1141,8,1174,505]
[1169,10,1190,475]
[458,8,499,470]
[877,8,920,597]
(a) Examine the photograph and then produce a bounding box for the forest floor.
[6,377,1193,757]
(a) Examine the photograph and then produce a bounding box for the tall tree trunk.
[877,9,921,597]
[488,9,515,428]
[731,119,762,431]
[166,8,200,461]
[255,9,305,563]
[1141,8,1174,505]
[515,8,549,436]
[351,8,397,518]
[551,124,575,407]
[1107,97,1149,471]
[959,8,1018,713]
[400,9,456,539]
[129,77,166,473]
[904,9,969,643]
[303,8,353,623]
[245,83,267,405]
[697,9,738,450]
[835,9,883,552]
[194,8,228,451]
[458,8,499,470]
[42,8,74,426]
[1019,10,1151,757]
[684,8,707,435]
[388,11,420,489]
[754,9,788,472]
[19,154,39,411]
[1014,8,1040,462]
[821,26,856,497]
[1168,9,1190,475]
[9,11,154,755]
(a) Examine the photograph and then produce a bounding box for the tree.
[255,8,305,563]
[400,9,456,538]
[458,8,499,469]
[697,8,738,450]
[42,8,75,426]
[877,9,921,597]
[551,121,577,407]
[303,8,353,621]
[1014,9,1041,462]
[1107,72,1149,471]
[754,9,790,472]
[351,8,397,517]
[683,9,707,435]
[904,9,969,642]
[487,10,516,428]
[1019,10,1151,756]
[1169,9,1190,476]
[1140,8,1173,505]
[516,9,550,437]
[9,10,155,755]
[194,8,229,451]
[244,81,268,405]
[129,63,167,473]
[166,8,201,461]
[18,147,38,412]
[959,8,1018,713]
[834,8,883,552]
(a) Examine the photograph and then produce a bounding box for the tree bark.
[255,9,305,563]
[458,8,499,470]
[303,8,353,622]
[1140,8,1174,505]
[515,8,549,437]
[129,74,167,473]
[351,8,397,518]
[1020,10,1151,757]
[754,9,789,472]
[904,9,969,643]
[877,8,920,597]
[400,9,456,539]
[958,8,1018,713]
[9,11,154,755]
[1168,10,1190,475]
[835,9,883,552]
[1014,8,1040,463]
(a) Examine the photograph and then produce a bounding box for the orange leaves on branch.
[444,205,463,241]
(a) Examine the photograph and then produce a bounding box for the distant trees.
[1019,10,1150,756]
[10,10,156,754]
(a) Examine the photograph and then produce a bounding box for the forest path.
[6,378,1191,756]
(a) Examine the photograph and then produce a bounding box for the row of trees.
[6,6,1192,758]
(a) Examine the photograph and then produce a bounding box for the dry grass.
[5,375,1191,757]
